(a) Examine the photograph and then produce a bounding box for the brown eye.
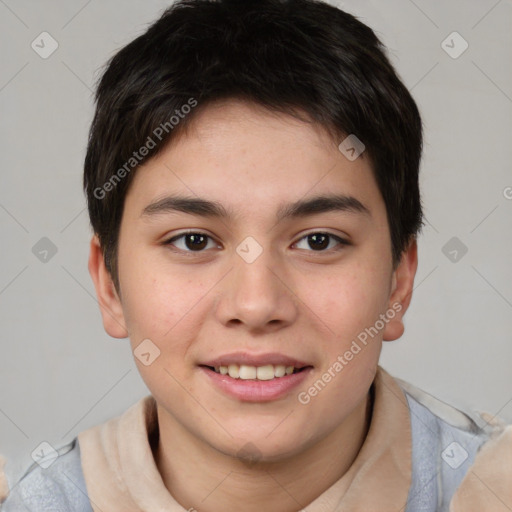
[294,232,348,252]
[164,232,217,252]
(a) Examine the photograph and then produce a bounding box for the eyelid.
[296,229,350,243]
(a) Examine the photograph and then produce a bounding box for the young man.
[1,0,510,510]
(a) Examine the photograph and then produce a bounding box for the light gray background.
[1,0,511,484]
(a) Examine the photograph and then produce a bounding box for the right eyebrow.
[141,195,231,219]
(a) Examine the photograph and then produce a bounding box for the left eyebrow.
[140,193,371,220]
[275,194,371,221]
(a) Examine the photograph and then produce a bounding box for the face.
[90,100,416,462]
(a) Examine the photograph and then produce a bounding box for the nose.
[214,244,298,333]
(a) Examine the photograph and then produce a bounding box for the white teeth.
[256,365,275,380]
[214,364,301,380]
[228,364,240,378]
[239,365,257,380]
[274,365,286,378]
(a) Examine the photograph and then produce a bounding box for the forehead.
[123,100,385,225]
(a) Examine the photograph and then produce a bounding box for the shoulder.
[0,438,93,512]
[450,423,512,511]
[395,375,512,512]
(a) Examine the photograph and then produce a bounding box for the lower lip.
[200,366,312,402]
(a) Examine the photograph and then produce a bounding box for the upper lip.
[201,352,311,368]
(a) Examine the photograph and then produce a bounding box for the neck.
[153,389,373,512]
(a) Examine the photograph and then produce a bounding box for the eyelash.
[163,230,350,255]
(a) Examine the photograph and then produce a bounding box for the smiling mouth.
[200,364,310,381]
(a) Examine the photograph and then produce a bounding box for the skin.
[89,99,418,511]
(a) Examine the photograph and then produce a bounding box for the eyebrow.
[141,193,371,222]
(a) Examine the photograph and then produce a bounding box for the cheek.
[119,262,207,392]
[119,251,207,344]
[299,263,390,340]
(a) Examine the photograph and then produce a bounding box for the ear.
[382,238,418,342]
[88,234,129,339]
